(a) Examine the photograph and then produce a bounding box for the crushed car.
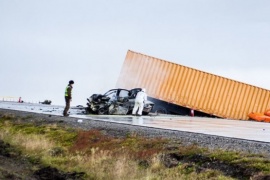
[86,88,154,115]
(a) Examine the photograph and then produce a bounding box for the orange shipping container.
[116,50,270,120]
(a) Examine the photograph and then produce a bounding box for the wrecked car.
[86,88,154,115]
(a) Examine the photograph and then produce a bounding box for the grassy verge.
[0,112,270,179]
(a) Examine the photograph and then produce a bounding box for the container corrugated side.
[116,50,270,120]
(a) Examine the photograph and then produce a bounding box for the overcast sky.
[0,0,269,106]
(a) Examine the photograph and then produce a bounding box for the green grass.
[1,112,270,179]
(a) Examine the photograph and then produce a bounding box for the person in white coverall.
[132,88,147,116]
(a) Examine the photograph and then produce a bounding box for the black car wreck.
[86,88,154,115]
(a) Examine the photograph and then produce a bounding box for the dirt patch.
[33,166,84,180]
[161,152,267,180]
[0,140,36,179]
[0,139,85,180]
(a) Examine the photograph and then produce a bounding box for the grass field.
[0,112,270,179]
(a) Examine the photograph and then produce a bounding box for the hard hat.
[69,80,74,84]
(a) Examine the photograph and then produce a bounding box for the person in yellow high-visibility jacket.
[63,80,74,116]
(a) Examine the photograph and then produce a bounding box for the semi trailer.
[116,50,270,120]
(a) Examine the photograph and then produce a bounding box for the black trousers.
[63,96,71,116]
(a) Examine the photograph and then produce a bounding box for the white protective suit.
[132,88,147,116]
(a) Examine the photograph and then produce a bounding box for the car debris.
[39,100,52,105]
[86,88,154,115]
[77,119,83,123]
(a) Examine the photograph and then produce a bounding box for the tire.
[155,106,167,114]
[142,112,149,115]
[98,108,107,115]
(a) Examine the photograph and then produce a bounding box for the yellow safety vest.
[65,85,71,97]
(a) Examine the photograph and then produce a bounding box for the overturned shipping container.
[116,50,270,120]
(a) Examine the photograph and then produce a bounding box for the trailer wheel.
[155,107,167,114]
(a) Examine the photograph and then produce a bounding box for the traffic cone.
[190,109,194,117]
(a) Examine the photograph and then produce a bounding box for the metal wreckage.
[86,88,154,115]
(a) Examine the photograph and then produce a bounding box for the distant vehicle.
[86,88,154,115]
[40,100,52,105]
